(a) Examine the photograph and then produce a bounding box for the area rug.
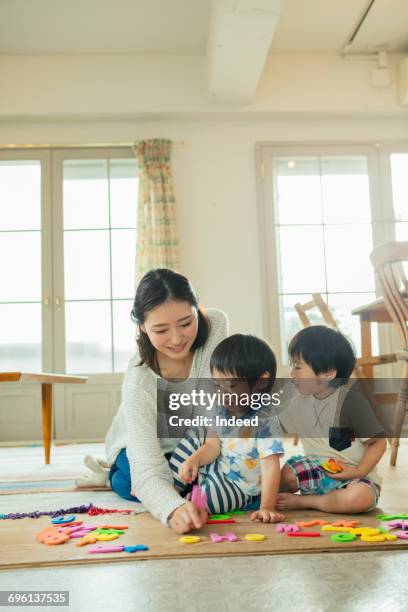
[0,479,110,495]
[1,509,407,569]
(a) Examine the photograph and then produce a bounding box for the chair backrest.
[294,293,337,329]
[370,241,408,349]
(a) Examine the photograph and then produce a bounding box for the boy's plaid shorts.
[285,454,379,510]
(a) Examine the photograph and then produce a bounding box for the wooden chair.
[294,293,396,373]
[294,293,337,329]
[293,293,397,452]
[371,242,408,466]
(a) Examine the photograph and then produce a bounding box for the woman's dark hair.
[210,334,277,393]
[131,268,210,370]
[288,325,356,388]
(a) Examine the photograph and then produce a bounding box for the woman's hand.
[179,457,200,484]
[251,508,284,523]
[168,502,208,534]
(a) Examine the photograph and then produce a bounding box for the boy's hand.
[179,457,200,484]
[251,508,284,523]
[325,462,361,480]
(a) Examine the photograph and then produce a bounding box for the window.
[0,159,43,371]
[0,148,138,375]
[391,154,408,240]
[258,143,408,367]
[274,154,375,358]
[62,158,138,373]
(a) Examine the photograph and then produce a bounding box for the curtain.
[133,139,180,280]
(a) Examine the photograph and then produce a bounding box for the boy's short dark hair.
[288,325,356,388]
[210,334,277,392]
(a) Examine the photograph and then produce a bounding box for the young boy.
[277,325,386,514]
[169,334,284,522]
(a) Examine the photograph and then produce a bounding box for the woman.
[104,268,227,533]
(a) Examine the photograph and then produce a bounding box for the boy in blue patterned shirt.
[169,334,285,522]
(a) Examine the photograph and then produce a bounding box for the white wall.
[0,54,207,117]
[0,52,405,118]
[1,48,408,354]
[2,117,408,355]
[255,53,404,115]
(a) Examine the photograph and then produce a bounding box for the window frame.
[0,146,137,379]
[256,141,408,372]
[0,148,53,373]
[51,147,137,379]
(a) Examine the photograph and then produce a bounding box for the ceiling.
[0,0,210,54]
[0,0,406,55]
[346,0,408,53]
[270,0,408,54]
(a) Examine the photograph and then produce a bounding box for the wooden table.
[352,298,393,378]
[0,372,88,464]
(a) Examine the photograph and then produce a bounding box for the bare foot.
[276,492,307,511]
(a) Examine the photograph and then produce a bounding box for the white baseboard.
[0,438,104,447]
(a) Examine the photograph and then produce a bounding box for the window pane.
[395,221,408,241]
[280,292,379,364]
[393,224,408,279]
[110,160,138,228]
[113,300,136,372]
[271,152,376,366]
[273,158,322,225]
[61,155,139,374]
[278,226,326,293]
[63,160,109,229]
[325,225,374,292]
[321,156,371,224]
[65,301,112,374]
[0,232,41,302]
[280,294,315,363]
[64,230,110,300]
[391,154,408,221]
[328,292,379,356]
[0,303,41,370]
[0,161,41,230]
[111,230,136,299]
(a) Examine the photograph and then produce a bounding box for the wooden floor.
[0,440,407,611]
[0,442,106,481]
[1,438,407,511]
[375,438,408,511]
[3,508,407,571]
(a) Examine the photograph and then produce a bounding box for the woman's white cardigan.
[105,309,228,524]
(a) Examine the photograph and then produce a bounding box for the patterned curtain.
[133,139,180,280]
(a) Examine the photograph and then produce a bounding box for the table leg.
[361,319,373,378]
[41,383,52,465]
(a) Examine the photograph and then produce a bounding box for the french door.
[257,142,408,372]
[0,147,138,443]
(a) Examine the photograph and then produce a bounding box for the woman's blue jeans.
[108,448,140,502]
[109,448,174,503]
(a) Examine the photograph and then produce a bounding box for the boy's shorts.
[285,455,380,512]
